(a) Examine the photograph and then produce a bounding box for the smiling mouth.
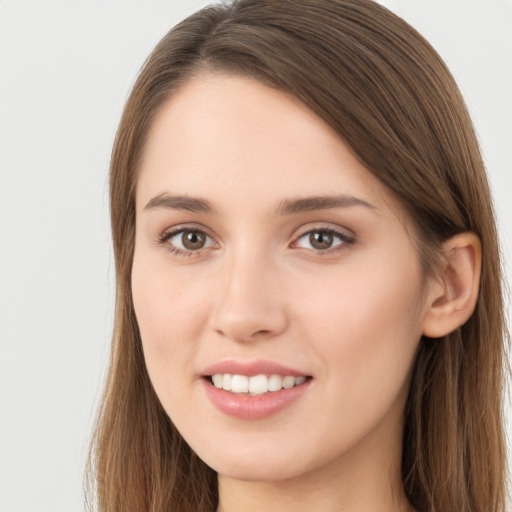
[208,373,312,396]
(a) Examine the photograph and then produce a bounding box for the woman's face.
[132,73,433,484]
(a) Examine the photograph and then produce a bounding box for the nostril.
[253,329,272,337]
[214,327,274,342]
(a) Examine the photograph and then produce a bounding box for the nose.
[210,250,288,343]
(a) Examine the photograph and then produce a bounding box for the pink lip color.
[201,359,308,378]
[200,359,312,420]
[201,378,311,420]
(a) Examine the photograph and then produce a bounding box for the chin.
[210,457,304,483]
[189,433,321,483]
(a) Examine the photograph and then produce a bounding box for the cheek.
[283,262,424,458]
[131,251,209,376]
[293,254,424,399]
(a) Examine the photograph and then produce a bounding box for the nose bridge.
[212,241,288,342]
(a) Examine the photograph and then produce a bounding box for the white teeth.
[295,376,306,386]
[211,373,308,394]
[212,374,223,388]
[230,375,249,393]
[282,376,295,389]
[249,374,268,395]
[222,374,232,391]
[268,374,283,392]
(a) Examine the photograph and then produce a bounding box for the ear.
[422,232,482,338]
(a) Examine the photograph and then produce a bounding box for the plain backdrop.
[0,1,510,511]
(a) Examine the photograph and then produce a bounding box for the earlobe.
[422,232,482,338]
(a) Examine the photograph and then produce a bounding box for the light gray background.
[0,1,510,511]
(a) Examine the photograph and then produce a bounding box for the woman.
[87,1,508,511]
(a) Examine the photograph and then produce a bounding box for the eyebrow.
[276,194,376,215]
[144,193,217,214]
[143,192,377,215]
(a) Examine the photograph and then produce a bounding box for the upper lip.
[201,359,310,378]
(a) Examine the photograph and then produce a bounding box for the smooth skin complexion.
[132,74,480,512]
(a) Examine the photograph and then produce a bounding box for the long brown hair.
[86,1,508,511]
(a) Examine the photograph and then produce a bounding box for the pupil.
[310,231,332,250]
[183,231,206,250]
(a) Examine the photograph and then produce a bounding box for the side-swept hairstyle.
[87,1,508,511]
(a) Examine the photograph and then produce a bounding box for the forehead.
[136,73,403,219]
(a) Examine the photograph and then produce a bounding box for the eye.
[159,228,215,255]
[294,228,354,252]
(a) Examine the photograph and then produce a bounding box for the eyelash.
[157,227,216,258]
[292,227,355,254]
[157,226,355,258]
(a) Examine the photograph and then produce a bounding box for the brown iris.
[181,230,207,250]
[309,231,333,250]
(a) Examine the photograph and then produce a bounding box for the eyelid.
[157,223,356,258]
[291,225,356,253]
[157,224,218,257]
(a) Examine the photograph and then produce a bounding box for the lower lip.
[202,378,312,420]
